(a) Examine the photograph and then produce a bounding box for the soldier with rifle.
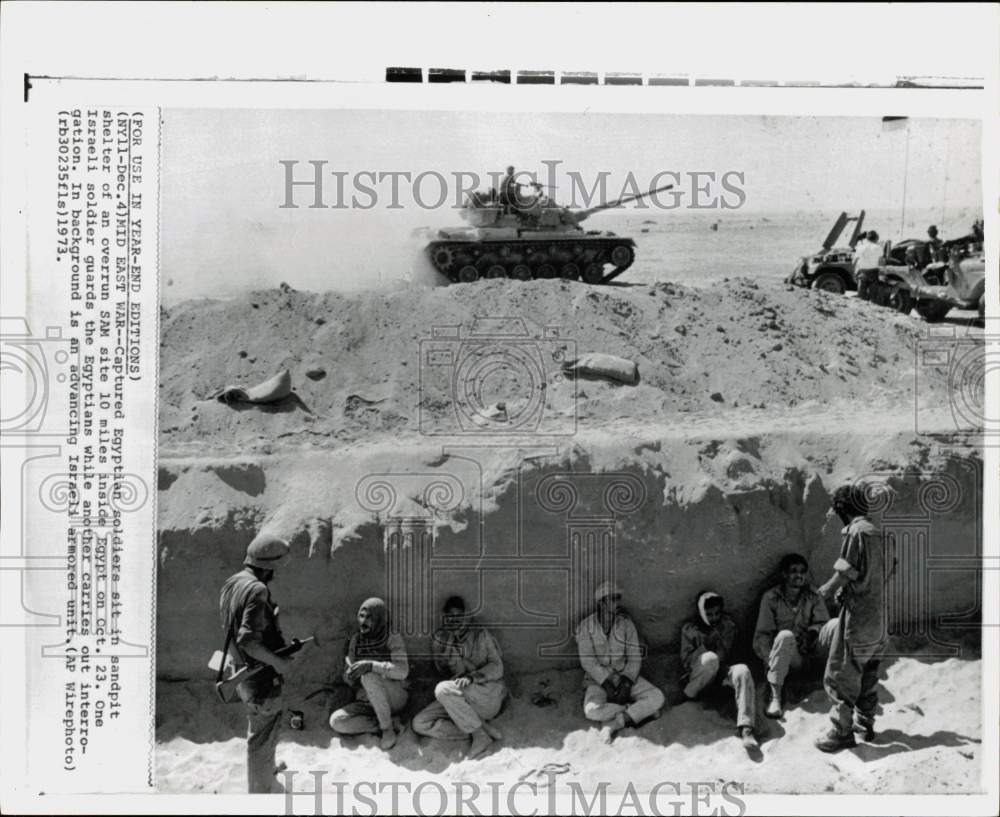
[219,533,297,793]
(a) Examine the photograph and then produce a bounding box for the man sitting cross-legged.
[575,582,665,743]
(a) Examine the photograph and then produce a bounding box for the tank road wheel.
[886,286,912,315]
[811,272,846,294]
[582,263,605,285]
[431,246,455,273]
[457,265,479,283]
[610,244,635,269]
[537,263,556,279]
[485,264,506,279]
[510,264,532,281]
[560,263,580,280]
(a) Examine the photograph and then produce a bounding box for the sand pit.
[155,278,983,795]
[157,656,982,795]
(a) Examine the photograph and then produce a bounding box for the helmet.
[594,581,623,604]
[244,532,290,569]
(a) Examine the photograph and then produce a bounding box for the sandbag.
[561,353,638,385]
[213,369,293,404]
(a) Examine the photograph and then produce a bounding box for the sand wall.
[156,432,981,693]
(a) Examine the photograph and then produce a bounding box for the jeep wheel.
[811,272,846,294]
[887,286,912,315]
[914,299,952,323]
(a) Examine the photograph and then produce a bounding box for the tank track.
[426,239,636,285]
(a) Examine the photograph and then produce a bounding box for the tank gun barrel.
[572,183,674,222]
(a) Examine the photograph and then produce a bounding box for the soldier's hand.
[799,629,820,654]
[352,660,373,678]
[453,674,472,689]
[613,677,634,705]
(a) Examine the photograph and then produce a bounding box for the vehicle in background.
[785,211,866,294]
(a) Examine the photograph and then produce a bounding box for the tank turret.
[425,179,673,285]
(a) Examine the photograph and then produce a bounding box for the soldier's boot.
[815,727,857,753]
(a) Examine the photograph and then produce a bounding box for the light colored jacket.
[575,612,642,685]
[854,240,883,270]
[753,585,830,661]
[432,626,505,684]
[345,631,409,683]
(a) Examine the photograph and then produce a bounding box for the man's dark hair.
[779,552,808,574]
[443,595,466,613]
[831,484,870,519]
[867,230,879,242]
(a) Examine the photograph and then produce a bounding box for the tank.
[424,181,674,285]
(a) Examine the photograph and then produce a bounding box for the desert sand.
[155,276,983,796]
[156,657,982,796]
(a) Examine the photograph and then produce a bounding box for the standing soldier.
[411,595,506,759]
[926,225,944,263]
[815,484,897,752]
[219,532,294,793]
[753,553,836,718]
[499,165,520,214]
[575,582,665,743]
[853,230,883,301]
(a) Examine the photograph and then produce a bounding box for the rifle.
[212,635,318,703]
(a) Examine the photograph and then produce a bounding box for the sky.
[160,109,981,297]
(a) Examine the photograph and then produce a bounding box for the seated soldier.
[680,591,759,754]
[329,597,409,750]
[753,554,837,718]
[576,582,665,743]
[411,595,506,759]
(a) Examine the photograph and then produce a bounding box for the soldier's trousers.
[412,679,505,738]
[245,696,283,794]
[583,675,665,724]
[823,612,885,735]
[684,651,756,729]
[765,619,838,685]
[329,673,408,734]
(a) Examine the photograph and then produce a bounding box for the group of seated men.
[327,551,841,759]
[225,485,882,791]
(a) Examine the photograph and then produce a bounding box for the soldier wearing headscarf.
[328,597,409,750]
[680,590,759,755]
